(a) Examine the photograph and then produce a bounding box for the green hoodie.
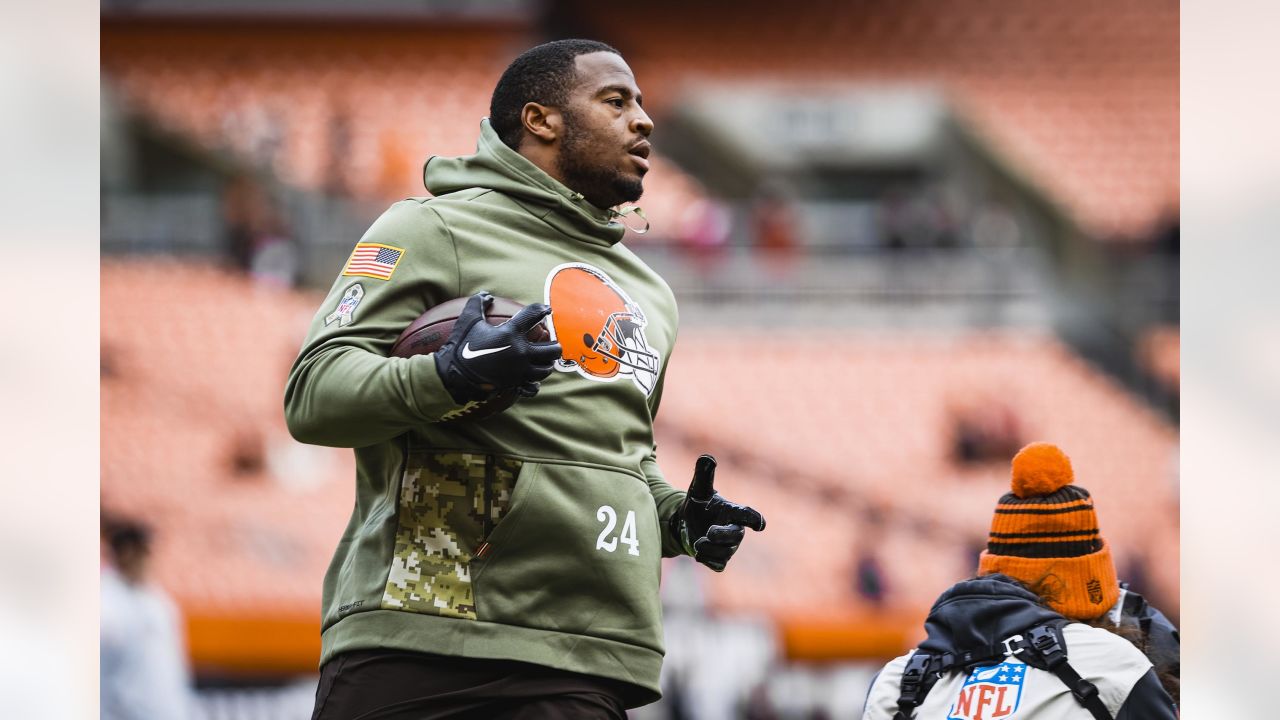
[285,120,685,705]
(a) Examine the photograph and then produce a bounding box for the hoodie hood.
[423,119,628,247]
[916,574,1065,657]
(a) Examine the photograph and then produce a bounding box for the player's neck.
[517,142,570,190]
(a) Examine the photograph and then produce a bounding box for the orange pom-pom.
[1010,443,1074,498]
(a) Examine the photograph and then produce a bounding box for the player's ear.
[521,102,560,144]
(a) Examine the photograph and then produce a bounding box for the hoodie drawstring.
[612,205,650,235]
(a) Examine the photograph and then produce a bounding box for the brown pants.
[311,650,631,720]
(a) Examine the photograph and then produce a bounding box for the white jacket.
[861,576,1176,720]
[864,624,1160,719]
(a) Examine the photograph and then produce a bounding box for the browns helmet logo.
[1087,578,1104,605]
[544,263,660,395]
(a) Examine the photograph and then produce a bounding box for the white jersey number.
[595,505,641,556]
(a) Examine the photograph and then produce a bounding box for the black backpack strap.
[899,621,1115,720]
[894,640,1023,718]
[1020,624,1113,720]
[893,652,939,720]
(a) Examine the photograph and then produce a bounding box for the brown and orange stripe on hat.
[978,442,1120,620]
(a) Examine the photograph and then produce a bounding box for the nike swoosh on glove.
[433,291,563,404]
[670,454,766,572]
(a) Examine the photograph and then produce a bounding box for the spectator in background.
[221,93,283,170]
[878,185,953,251]
[740,682,780,720]
[862,443,1177,719]
[855,549,888,608]
[324,107,353,197]
[247,206,300,289]
[222,173,299,288]
[854,510,889,608]
[101,518,193,720]
[222,172,263,272]
[661,670,693,720]
[949,392,1024,466]
[751,183,800,277]
[675,196,732,277]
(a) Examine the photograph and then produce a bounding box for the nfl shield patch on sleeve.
[343,243,405,280]
[325,283,364,327]
[947,661,1027,719]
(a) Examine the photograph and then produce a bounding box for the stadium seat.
[562,0,1178,240]
[102,24,710,234]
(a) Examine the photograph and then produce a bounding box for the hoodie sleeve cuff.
[405,354,477,422]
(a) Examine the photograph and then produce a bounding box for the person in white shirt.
[100,519,193,720]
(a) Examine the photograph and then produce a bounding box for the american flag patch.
[343,243,405,280]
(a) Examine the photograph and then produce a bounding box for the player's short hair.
[490,39,621,151]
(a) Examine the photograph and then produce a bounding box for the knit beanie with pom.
[977,442,1119,620]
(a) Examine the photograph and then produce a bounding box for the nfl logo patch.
[947,661,1027,720]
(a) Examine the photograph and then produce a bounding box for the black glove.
[669,454,766,572]
[434,291,563,404]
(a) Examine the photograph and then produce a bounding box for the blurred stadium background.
[99,1,1178,717]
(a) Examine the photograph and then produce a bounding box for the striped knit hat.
[977,442,1119,620]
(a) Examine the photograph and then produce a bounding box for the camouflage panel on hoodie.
[381,452,520,619]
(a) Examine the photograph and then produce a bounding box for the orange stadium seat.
[102,5,1179,242]
[563,0,1178,240]
[653,329,1179,627]
[100,23,710,234]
